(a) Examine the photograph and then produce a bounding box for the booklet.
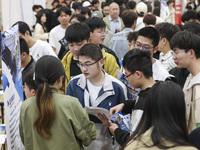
[84,106,110,118]
[85,106,130,132]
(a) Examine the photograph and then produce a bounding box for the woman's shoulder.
[35,23,42,28]
[21,96,36,111]
[53,93,80,105]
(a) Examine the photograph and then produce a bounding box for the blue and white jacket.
[66,72,128,122]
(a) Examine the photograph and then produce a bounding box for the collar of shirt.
[159,50,173,61]
[109,15,120,22]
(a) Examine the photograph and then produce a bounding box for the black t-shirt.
[70,58,82,79]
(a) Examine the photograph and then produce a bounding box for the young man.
[98,49,156,146]
[20,37,36,100]
[19,38,36,80]
[91,0,100,12]
[60,23,120,93]
[135,2,147,31]
[170,31,200,133]
[110,10,138,60]
[85,17,119,65]
[135,27,173,81]
[23,72,37,99]
[13,21,57,61]
[181,10,197,24]
[66,43,127,150]
[49,7,71,55]
[155,22,180,71]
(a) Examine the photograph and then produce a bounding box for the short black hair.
[127,31,138,43]
[137,27,159,48]
[155,22,180,42]
[12,21,32,36]
[72,2,81,10]
[101,2,109,9]
[65,23,90,43]
[78,43,103,61]
[92,0,99,6]
[123,49,152,78]
[69,14,86,23]
[56,6,71,18]
[128,1,136,9]
[121,10,137,28]
[181,10,197,23]
[23,72,37,91]
[85,17,106,32]
[170,31,200,58]
[167,0,174,5]
[32,5,43,11]
[20,38,29,55]
[81,7,91,17]
[183,21,200,35]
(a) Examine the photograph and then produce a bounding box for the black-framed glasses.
[135,41,154,51]
[77,58,102,68]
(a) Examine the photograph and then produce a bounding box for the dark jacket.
[114,88,151,146]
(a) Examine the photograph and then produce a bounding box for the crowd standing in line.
[4,0,200,149]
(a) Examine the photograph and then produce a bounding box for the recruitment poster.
[1,25,24,150]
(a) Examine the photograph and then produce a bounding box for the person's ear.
[189,49,196,58]
[25,30,30,36]
[153,46,158,53]
[135,70,142,79]
[162,38,167,45]
[21,52,26,58]
[31,89,36,96]
[99,58,104,67]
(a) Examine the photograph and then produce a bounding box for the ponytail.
[34,82,55,139]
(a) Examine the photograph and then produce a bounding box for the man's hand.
[109,103,124,115]
[97,113,119,136]
[97,113,111,128]
[109,122,119,135]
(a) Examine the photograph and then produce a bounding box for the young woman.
[122,81,198,150]
[102,3,109,17]
[34,11,49,41]
[19,56,97,150]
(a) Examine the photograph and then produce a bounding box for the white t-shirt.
[87,79,102,106]
[49,25,66,55]
[29,40,57,61]
[135,17,145,31]
[153,59,173,81]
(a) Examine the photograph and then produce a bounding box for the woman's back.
[124,127,198,150]
[20,88,97,150]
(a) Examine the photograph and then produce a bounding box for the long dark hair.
[34,56,65,138]
[121,81,191,149]
[35,11,47,32]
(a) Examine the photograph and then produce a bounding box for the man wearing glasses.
[60,23,120,94]
[134,27,173,81]
[98,49,156,146]
[66,43,127,150]
[170,31,200,133]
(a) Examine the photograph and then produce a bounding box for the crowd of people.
[5,0,200,149]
